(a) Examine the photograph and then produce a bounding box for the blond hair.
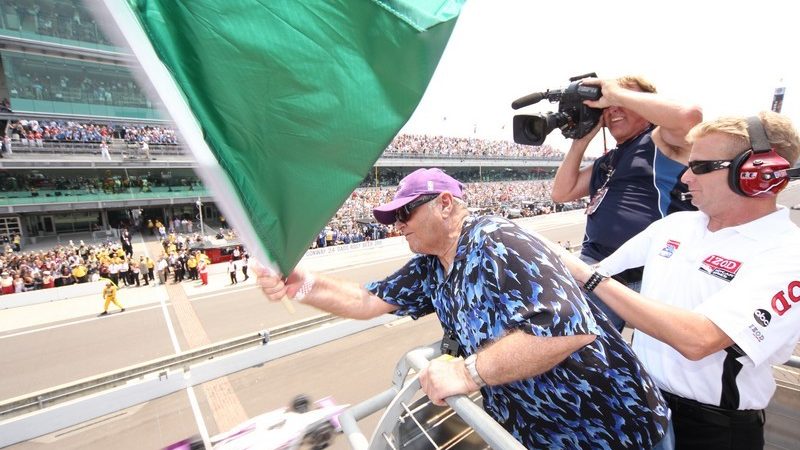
[688,111,800,164]
[617,75,657,94]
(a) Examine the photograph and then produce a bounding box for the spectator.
[198,259,209,285]
[0,271,13,294]
[157,256,168,285]
[100,140,111,160]
[228,259,237,285]
[241,252,249,281]
[42,271,54,289]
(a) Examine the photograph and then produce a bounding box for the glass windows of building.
[1,51,163,119]
[0,167,205,205]
[51,210,100,233]
[0,215,21,238]
[0,0,116,50]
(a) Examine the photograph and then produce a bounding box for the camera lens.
[524,116,549,145]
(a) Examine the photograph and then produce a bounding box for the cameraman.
[551,75,702,330]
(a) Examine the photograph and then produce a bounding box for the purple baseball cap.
[373,168,464,225]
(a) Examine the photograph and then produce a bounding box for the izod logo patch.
[698,255,742,282]
[658,239,680,258]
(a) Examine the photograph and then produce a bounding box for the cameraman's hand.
[571,115,604,146]
[580,78,625,109]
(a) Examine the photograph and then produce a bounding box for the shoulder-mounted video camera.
[511,73,602,146]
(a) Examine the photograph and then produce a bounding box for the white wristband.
[293,273,315,301]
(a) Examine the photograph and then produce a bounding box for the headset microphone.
[680,192,693,201]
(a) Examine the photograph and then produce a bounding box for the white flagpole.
[88,0,294,313]
[772,85,786,113]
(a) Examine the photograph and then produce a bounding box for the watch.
[464,354,486,388]
[584,266,610,293]
[293,273,315,301]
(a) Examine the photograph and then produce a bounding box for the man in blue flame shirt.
[258,168,672,449]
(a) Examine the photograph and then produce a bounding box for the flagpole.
[90,0,294,313]
[772,83,786,113]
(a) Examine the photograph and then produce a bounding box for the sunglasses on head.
[687,159,733,175]
[395,194,438,223]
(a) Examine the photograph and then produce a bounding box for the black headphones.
[728,116,791,197]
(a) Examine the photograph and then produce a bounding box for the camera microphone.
[511,92,547,110]
[680,192,693,201]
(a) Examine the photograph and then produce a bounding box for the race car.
[166,395,346,450]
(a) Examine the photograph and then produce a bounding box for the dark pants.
[662,390,764,450]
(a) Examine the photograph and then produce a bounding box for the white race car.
[166,395,347,450]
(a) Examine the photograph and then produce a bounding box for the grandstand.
[0,5,576,250]
[0,0,573,246]
[0,1,576,246]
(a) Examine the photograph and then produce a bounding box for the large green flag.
[117,0,464,274]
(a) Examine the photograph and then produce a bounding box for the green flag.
[119,0,464,274]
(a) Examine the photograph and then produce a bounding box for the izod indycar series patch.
[699,255,742,281]
[658,239,680,258]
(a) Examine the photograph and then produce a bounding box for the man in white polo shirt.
[561,111,800,450]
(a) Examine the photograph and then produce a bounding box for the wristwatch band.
[464,353,486,388]
[293,273,315,301]
[584,270,608,293]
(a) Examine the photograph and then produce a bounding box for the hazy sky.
[401,0,800,155]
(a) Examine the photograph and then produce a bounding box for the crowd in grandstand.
[385,134,564,159]
[2,117,585,161]
[0,229,218,294]
[315,179,585,248]
[3,119,179,147]
[0,177,585,294]
[0,112,592,293]
[0,239,134,294]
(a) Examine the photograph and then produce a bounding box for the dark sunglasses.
[687,159,733,175]
[395,194,438,223]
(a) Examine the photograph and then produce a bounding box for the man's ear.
[438,192,455,217]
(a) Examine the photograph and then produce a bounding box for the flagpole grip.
[282,298,296,314]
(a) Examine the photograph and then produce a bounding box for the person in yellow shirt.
[71,263,88,283]
[186,254,198,280]
[146,256,155,282]
[99,281,124,316]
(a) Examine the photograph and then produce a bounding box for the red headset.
[728,116,791,197]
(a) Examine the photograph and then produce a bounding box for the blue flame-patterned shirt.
[366,216,669,449]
